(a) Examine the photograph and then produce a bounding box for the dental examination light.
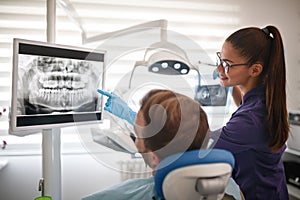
[128,26,201,89]
[137,42,192,75]
[128,43,201,89]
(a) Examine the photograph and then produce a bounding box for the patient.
[82,89,242,200]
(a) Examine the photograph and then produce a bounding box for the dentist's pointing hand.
[97,89,137,126]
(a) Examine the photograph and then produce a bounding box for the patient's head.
[134,89,209,171]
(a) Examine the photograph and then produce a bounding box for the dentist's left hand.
[97,89,137,126]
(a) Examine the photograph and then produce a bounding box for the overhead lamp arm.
[57,0,168,44]
[83,19,168,44]
[57,0,87,39]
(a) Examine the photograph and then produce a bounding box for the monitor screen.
[10,38,106,133]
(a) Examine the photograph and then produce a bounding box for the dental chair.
[154,149,236,200]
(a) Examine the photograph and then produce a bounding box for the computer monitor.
[9,38,106,134]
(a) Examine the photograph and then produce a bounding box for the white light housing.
[134,41,195,75]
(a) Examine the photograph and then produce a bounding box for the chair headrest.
[154,149,235,199]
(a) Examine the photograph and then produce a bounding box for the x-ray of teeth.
[17,54,103,115]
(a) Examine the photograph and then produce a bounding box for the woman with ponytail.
[212,25,289,199]
[98,25,289,199]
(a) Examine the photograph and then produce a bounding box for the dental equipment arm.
[98,89,137,126]
[213,69,220,80]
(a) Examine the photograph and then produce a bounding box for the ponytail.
[264,26,289,152]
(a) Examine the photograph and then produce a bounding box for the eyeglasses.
[216,52,249,73]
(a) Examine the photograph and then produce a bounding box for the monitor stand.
[43,1,61,198]
[42,128,61,200]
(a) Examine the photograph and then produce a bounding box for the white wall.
[238,0,300,111]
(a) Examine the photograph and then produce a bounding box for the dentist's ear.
[250,63,263,77]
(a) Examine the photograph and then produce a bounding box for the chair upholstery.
[154,149,235,200]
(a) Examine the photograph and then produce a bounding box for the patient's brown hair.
[138,89,209,160]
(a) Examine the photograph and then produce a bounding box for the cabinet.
[283,148,300,200]
[284,112,300,199]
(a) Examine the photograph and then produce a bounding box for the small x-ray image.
[194,85,228,106]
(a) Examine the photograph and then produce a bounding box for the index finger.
[97,89,112,97]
